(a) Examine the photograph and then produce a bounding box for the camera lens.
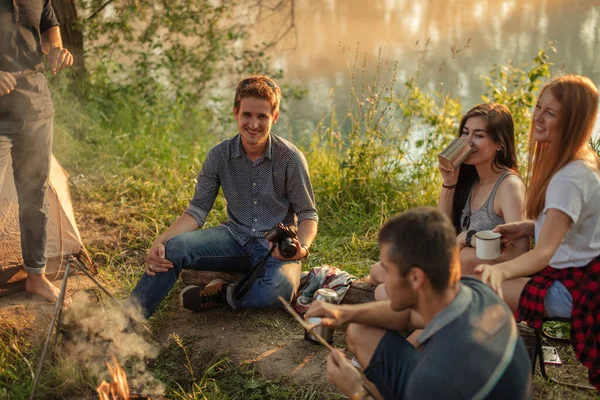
[279,237,297,258]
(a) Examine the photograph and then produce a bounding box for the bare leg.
[25,273,72,306]
[367,261,384,286]
[374,283,388,301]
[500,278,529,314]
[346,323,386,400]
[460,248,499,276]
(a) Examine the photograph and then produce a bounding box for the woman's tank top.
[460,171,512,232]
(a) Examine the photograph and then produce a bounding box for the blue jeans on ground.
[130,226,301,318]
[0,117,53,274]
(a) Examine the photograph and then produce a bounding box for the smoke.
[60,300,165,396]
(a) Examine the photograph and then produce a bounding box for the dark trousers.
[0,117,53,273]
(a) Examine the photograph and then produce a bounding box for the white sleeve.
[544,170,583,224]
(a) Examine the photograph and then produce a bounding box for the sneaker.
[179,279,229,311]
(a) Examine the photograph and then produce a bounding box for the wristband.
[300,244,310,259]
[465,229,476,248]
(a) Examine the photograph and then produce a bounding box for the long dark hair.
[451,103,518,233]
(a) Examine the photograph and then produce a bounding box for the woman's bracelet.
[466,229,477,248]
[442,183,457,190]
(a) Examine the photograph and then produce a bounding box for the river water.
[253,0,600,138]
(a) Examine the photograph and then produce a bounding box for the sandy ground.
[0,276,336,394]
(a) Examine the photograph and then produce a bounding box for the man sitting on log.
[306,207,530,399]
[130,75,318,318]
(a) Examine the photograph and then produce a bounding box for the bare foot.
[25,274,72,307]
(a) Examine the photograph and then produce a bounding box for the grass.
[1,48,599,398]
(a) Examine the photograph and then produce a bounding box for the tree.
[49,0,297,84]
[51,0,85,71]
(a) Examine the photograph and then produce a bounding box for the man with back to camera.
[130,75,318,318]
[0,0,74,303]
[306,207,531,399]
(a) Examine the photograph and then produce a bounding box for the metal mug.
[475,230,502,260]
[304,288,339,345]
[313,288,339,303]
[438,137,474,171]
[305,317,334,344]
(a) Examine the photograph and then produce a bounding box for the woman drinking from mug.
[438,102,529,275]
[476,75,600,390]
[369,103,529,301]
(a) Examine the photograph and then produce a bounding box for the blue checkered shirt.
[185,134,318,248]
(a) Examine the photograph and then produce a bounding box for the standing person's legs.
[228,240,301,309]
[131,226,251,318]
[8,117,60,303]
[347,323,419,400]
[0,129,12,188]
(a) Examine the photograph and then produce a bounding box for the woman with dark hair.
[476,75,600,390]
[370,103,529,301]
[438,102,529,275]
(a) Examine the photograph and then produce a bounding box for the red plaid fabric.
[516,256,600,390]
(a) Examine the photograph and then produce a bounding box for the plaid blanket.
[516,256,600,390]
[292,265,358,315]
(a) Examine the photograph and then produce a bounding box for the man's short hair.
[234,75,281,114]
[378,207,459,292]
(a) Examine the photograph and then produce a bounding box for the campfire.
[96,355,130,400]
[96,356,158,400]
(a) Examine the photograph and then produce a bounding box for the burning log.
[340,280,376,304]
[96,355,129,400]
[96,356,158,400]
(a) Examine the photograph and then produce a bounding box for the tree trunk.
[51,0,85,71]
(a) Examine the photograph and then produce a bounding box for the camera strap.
[232,246,275,300]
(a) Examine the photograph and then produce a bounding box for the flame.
[96,355,130,400]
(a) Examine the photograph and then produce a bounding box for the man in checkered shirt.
[131,75,318,318]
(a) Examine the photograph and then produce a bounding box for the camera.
[265,223,298,258]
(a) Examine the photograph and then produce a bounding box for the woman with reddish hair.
[476,75,600,390]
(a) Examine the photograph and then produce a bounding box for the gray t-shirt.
[0,1,58,121]
[407,278,531,399]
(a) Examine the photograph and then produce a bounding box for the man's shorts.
[363,330,420,400]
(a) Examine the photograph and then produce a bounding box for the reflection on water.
[253,0,600,137]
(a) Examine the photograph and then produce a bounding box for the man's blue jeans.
[130,226,301,318]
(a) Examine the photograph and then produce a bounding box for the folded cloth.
[292,265,358,315]
[517,256,600,390]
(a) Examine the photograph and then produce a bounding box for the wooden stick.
[278,296,336,351]
[278,296,377,399]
